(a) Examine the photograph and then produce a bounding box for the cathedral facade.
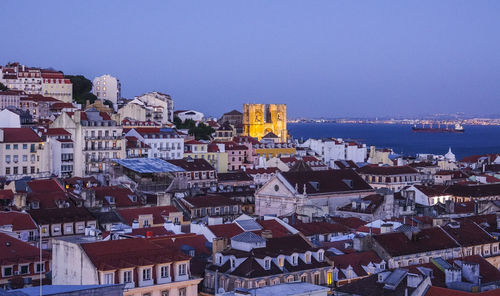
[243,104,287,142]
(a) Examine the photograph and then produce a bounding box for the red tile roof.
[183,195,241,208]
[293,221,350,236]
[28,207,95,224]
[0,211,37,231]
[330,217,366,229]
[207,223,244,238]
[1,128,43,143]
[282,170,373,194]
[256,219,292,238]
[27,179,64,193]
[81,237,190,271]
[0,233,50,266]
[0,190,14,200]
[373,227,460,257]
[117,206,180,225]
[167,158,215,172]
[43,128,71,136]
[92,186,142,208]
[22,94,60,102]
[443,220,497,246]
[329,250,382,279]
[425,286,500,296]
[357,165,418,175]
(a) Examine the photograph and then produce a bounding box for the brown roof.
[183,195,241,208]
[0,211,37,231]
[357,165,418,175]
[293,221,350,236]
[443,220,497,246]
[444,183,500,197]
[413,185,448,197]
[1,128,43,143]
[373,227,460,257]
[0,233,50,266]
[167,158,215,172]
[117,206,179,225]
[28,207,95,225]
[81,237,190,271]
[281,170,373,194]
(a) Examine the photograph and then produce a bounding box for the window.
[3,266,13,277]
[179,288,187,296]
[36,263,45,273]
[20,265,29,275]
[65,225,72,233]
[305,253,311,263]
[143,268,152,281]
[13,155,18,163]
[327,272,333,285]
[301,275,307,282]
[292,255,298,265]
[178,264,187,276]
[314,274,320,284]
[162,291,169,296]
[161,266,169,278]
[123,270,132,283]
[23,144,27,149]
[104,272,114,284]
[5,155,10,163]
[13,144,18,150]
[6,144,10,150]
[5,167,10,175]
[278,257,284,267]
[318,252,324,262]
[264,259,271,270]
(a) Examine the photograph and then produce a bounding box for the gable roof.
[373,227,460,257]
[117,206,179,225]
[0,211,37,231]
[357,165,418,175]
[281,170,373,195]
[1,128,43,143]
[80,237,190,271]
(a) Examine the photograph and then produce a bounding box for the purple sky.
[1,1,499,118]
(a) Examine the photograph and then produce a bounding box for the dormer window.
[318,251,324,262]
[278,256,284,267]
[230,258,236,269]
[292,254,298,265]
[264,259,271,270]
[305,252,311,263]
[142,268,152,281]
[105,196,115,204]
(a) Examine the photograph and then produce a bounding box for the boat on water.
[412,123,464,133]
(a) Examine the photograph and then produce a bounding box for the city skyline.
[1,1,499,118]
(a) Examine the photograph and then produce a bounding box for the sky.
[1,1,499,118]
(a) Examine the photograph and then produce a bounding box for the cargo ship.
[412,123,464,133]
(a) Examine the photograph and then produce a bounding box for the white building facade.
[93,74,121,111]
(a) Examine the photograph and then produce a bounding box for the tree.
[173,117,215,140]
[0,82,8,91]
[64,75,95,106]
[103,99,114,109]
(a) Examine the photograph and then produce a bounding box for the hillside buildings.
[0,63,72,103]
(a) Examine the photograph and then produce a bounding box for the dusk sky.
[1,1,499,118]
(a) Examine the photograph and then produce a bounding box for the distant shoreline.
[287,121,500,126]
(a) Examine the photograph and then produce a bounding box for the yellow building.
[183,140,228,173]
[243,104,287,141]
[255,143,296,160]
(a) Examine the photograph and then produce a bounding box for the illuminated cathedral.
[243,104,287,142]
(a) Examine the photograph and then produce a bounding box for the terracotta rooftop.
[0,128,43,143]
[281,170,373,195]
[117,206,179,225]
[357,165,418,175]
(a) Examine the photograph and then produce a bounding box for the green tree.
[65,75,95,106]
[0,82,8,91]
[173,117,215,140]
[103,99,114,109]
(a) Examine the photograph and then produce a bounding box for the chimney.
[212,237,228,262]
[380,223,393,234]
[261,230,273,239]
